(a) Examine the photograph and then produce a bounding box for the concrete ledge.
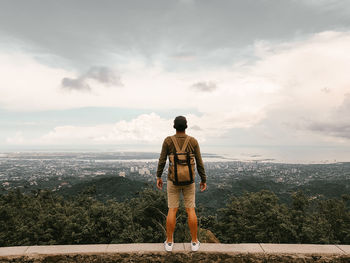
[260,243,345,254]
[0,243,349,263]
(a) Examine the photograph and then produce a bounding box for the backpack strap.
[170,136,181,152]
[181,136,191,152]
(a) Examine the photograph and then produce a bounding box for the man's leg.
[166,180,180,243]
[166,208,178,242]
[183,183,198,242]
[186,207,198,242]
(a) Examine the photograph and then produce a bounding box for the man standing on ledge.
[156,116,207,252]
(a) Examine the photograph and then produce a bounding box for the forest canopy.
[1,186,349,246]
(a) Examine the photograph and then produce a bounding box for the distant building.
[119,171,126,177]
[138,168,150,175]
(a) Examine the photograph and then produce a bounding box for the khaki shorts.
[167,180,195,208]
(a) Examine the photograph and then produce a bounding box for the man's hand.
[200,182,207,192]
[156,178,163,190]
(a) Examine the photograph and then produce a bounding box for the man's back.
[156,134,206,183]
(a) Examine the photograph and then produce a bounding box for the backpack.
[168,135,195,186]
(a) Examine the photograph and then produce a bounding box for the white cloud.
[247,31,350,143]
[5,131,25,144]
[4,112,255,146]
[0,48,269,132]
[2,30,350,145]
[4,114,169,145]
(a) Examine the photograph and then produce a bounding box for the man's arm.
[156,138,168,179]
[193,138,206,184]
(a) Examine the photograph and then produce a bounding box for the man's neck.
[176,131,186,136]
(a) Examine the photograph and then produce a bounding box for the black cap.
[173,116,187,131]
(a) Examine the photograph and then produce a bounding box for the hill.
[58,176,150,202]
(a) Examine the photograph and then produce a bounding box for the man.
[156,116,207,252]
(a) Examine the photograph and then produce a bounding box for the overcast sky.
[1,0,350,161]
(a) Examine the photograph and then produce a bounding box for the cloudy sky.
[1,0,350,161]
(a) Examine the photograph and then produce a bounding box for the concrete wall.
[0,243,350,262]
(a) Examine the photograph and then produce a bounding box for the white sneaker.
[191,240,200,252]
[164,240,174,252]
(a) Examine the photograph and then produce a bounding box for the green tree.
[216,190,294,243]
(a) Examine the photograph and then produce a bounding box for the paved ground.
[0,243,349,257]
